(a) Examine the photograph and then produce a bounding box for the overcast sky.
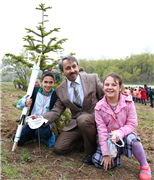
[0,0,154,61]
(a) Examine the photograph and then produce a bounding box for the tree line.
[78,52,154,84]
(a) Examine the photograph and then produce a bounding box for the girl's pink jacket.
[95,93,138,156]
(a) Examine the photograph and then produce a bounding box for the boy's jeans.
[13,124,52,145]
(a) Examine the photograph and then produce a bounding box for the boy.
[13,71,57,147]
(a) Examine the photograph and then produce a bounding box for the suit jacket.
[43,73,104,131]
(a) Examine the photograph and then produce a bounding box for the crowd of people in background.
[124,84,154,108]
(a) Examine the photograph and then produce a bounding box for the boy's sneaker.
[45,132,55,148]
[139,165,152,180]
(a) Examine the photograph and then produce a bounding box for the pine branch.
[34,40,42,43]
[43,20,49,23]
[56,38,68,45]
[5,53,33,68]
[40,28,60,38]
[46,37,57,47]
[25,28,41,37]
[36,4,52,11]
[44,6,52,11]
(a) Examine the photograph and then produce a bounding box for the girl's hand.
[109,132,118,144]
[101,156,114,171]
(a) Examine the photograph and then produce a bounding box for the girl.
[133,89,138,102]
[92,72,152,180]
[141,87,147,105]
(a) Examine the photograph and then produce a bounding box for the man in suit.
[31,55,104,165]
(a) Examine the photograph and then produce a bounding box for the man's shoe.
[79,146,84,153]
[82,154,93,165]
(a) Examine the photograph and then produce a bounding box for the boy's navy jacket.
[28,87,57,116]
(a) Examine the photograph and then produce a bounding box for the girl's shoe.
[139,165,152,180]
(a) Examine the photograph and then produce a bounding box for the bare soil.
[1,83,154,179]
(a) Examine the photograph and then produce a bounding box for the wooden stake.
[12,142,18,151]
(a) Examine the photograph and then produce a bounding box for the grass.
[32,167,40,176]
[18,95,23,99]
[1,149,20,179]
[1,142,6,146]
[62,162,69,166]
[2,166,20,179]
[8,114,16,120]
[2,99,12,105]
[1,82,13,85]
[106,170,114,176]
[1,82,25,95]
[138,111,149,115]
[1,149,13,156]
[19,153,31,163]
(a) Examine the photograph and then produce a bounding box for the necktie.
[71,82,81,108]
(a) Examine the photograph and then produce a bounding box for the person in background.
[48,68,55,73]
[92,72,152,180]
[144,84,149,102]
[137,88,141,103]
[129,87,132,95]
[141,87,147,105]
[133,89,138,102]
[13,71,57,148]
[35,81,40,87]
[79,67,87,74]
[124,87,130,94]
[149,87,154,108]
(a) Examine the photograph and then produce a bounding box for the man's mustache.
[69,72,77,76]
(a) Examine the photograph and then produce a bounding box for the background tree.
[78,53,154,84]
[2,49,31,90]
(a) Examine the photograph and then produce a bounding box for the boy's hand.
[101,156,114,171]
[26,99,32,107]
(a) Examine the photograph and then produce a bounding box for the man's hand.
[26,99,32,107]
[30,115,41,119]
[101,156,114,171]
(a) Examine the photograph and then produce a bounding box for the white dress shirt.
[67,74,84,106]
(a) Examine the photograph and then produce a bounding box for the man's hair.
[59,55,79,71]
[103,72,123,87]
[41,71,55,81]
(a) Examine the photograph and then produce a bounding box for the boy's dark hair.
[103,72,123,86]
[41,71,55,81]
